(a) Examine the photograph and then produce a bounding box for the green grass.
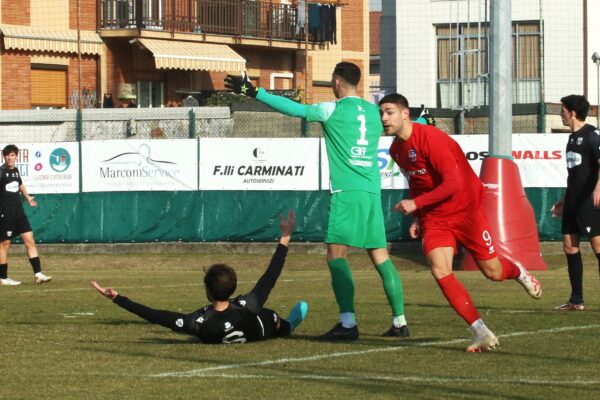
[1,249,600,399]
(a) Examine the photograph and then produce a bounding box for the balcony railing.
[100,0,303,41]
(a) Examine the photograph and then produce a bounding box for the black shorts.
[257,308,288,339]
[562,204,600,237]
[0,212,32,241]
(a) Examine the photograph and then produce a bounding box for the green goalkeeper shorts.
[325,191,388,249]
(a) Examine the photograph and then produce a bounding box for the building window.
[137,80,164,108]
[31,66,67,109]
[436,21,541,108]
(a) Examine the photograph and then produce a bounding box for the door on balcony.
[103,0,135,28]
[143,0,163,29]
[137,80,164,107]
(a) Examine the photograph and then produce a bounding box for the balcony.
[99,0,303,42]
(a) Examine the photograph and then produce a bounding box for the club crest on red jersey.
[408,149,417,162]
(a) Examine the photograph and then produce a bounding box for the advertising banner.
[81,139,197,192]
[0,142,79,194]
[321,134,570,190]
[199,138,320,190]
[320,137,408,190]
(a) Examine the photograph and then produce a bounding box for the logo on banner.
[49,148,71,172]
[377,148,402,180]
[252,147,266,161]
[99,144,180,179]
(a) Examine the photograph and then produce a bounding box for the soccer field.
[1,249,600,400]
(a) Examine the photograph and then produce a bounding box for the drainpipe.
[538,0,545,132]
[1,1,3,109]
[583,0,588,98]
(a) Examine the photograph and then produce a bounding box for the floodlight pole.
[489,0,512,157]
[593,52,600,128]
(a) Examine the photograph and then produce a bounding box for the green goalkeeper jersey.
[256,89,382,193]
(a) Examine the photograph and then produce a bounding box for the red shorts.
[421,207,497,260]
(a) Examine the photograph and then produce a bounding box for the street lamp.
[593,52,600,128]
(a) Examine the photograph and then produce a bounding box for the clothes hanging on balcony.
[308,3,320,41]
[306,4,336,44]
[329,5,336,44]
[319,4,330,43]
[296,0,306,35]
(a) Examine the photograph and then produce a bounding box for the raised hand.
[224,73,257,98]
[90,280,119,300]
[279,210,296,246]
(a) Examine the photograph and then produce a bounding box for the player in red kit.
[379,93,542,352]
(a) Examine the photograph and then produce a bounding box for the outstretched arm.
[225,74,334,121]
[245,211,296,310]
[91,280,190,333]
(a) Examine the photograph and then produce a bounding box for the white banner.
[0,142,79,194]
[322,134,570,190]
[454,134,568,188]
[199,138,320,190]
[81,140,197,192]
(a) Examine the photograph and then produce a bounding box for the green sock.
[327,258,355,313]
[376,259,405,316]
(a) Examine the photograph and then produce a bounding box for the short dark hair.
[333,62,361,86]
[2,144,19,157]
[561,95,590,121]
[204,263,237,301]
[378,93,410,109]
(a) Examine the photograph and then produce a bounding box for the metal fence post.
[76,109,83,141]
[189,109,196,138]
[76,109,83,193]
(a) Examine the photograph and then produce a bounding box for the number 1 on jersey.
[356,115,368,145]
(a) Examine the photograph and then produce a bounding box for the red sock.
[436,274,480,325]
[499,258,521,280]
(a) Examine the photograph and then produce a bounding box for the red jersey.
[389,123,483,221]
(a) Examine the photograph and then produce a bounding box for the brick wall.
[369,11,381,56]
[104,40,132,105]
[1,0,31,25]
[342,1,364,52]
[69,0,97,30]
[165,70,189,101]
[68,55,98,105]
[1,52,31,109]
[295,51,308,100]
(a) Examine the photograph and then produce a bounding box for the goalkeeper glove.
[224,73,258,98]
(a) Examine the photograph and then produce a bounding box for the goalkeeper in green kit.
[225,62,408,340]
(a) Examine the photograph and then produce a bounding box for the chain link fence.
[2,103,586,143]
[0,89,328,142]
[0,106,326,143]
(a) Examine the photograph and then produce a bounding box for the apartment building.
[0,0,372,110]
[380,0,600,111]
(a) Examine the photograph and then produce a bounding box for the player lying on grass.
[379,93,542,353]
[91,210,308,344]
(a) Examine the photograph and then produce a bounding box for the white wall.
[381,0,598,108]
[541,1,583,102]
[588,0,600,109]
